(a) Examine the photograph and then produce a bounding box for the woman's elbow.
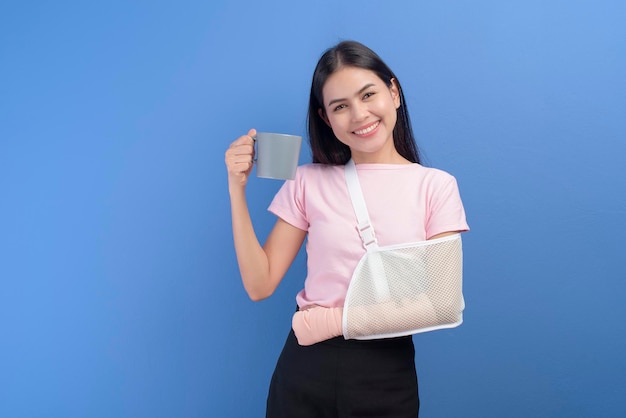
[245,286,275,302]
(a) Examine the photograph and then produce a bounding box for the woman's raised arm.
[225,129,306,301]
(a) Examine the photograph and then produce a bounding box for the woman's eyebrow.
[327,83,376,108]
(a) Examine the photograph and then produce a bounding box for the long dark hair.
[307,40,421,165]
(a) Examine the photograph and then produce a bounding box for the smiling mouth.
[353,121,380,135]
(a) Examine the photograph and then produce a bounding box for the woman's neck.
[351,147,411,165]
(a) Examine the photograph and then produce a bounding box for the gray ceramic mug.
[254,132,302,180]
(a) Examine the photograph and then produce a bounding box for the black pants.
[266,329,419,417]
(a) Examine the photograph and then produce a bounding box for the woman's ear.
[318,108,331,127]
[390,78,401,109]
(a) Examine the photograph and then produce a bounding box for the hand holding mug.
[225,128,302,187]
[225,129,256,187]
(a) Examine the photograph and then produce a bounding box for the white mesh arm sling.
[343,159,465,340]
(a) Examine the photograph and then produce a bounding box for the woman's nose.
[350,102,368,121]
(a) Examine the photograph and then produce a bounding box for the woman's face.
[320,66,401,163]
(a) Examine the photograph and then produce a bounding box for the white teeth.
[354,121,379,135]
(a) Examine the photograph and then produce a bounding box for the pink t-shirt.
[268,163,469,309]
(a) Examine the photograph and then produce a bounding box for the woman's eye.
[333,104,346,112]
[363,92,375,99]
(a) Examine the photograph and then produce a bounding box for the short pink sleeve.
[268,169,309,231]
[426,175,469,239]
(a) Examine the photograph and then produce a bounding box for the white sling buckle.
[342,160,465,340]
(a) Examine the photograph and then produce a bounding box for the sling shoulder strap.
[344,159,378,251]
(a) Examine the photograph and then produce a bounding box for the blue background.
[1,0,625,417]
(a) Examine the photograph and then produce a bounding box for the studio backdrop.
[1,1,625,417]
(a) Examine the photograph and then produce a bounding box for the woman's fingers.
[225,130,257,186]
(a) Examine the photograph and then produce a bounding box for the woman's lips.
[353,121,380,136]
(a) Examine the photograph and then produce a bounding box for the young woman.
[225,40,469,417]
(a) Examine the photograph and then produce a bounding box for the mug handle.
[251,135,258,162]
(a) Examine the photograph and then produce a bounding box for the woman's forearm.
[229,185,273,301]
